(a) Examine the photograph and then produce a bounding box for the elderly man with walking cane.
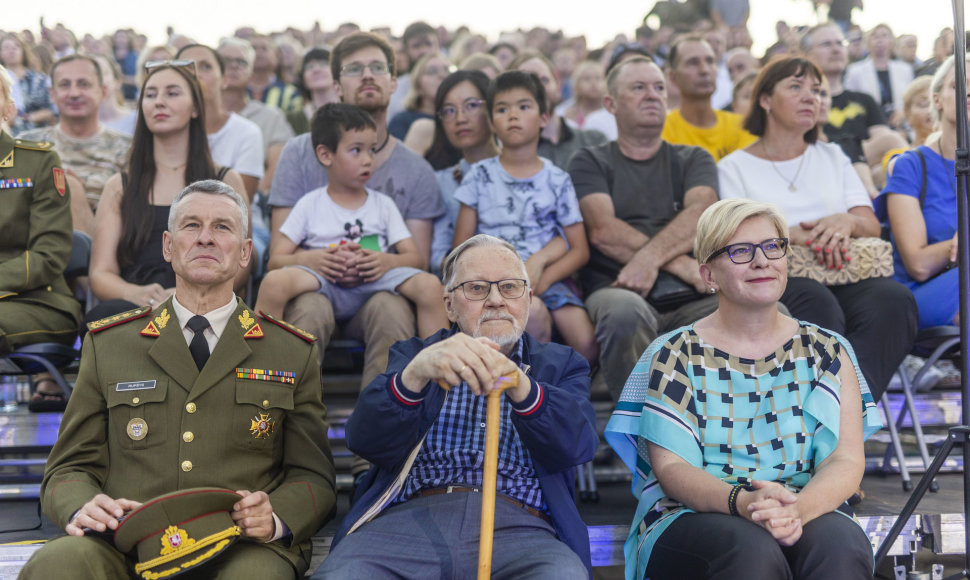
[313,234,597,579]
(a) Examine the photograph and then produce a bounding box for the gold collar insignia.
[238,310,255,330]
[154,308,171,329]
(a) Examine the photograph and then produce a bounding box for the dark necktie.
[187,315,210,371]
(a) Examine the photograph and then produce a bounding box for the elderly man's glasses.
[709,238,789,264]
[439,99,485,120]
[449,279,528,301]
[340,62,390,77]
[222,57,249,69]
[144,59,197,75]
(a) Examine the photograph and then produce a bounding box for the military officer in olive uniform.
[22,180,336,579]
[0,65,81,358]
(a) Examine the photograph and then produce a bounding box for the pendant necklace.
[762,140,806,192]
[374,130,391,154]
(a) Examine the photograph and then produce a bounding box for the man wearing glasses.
[801,22,889,198]
[267,32,443,392]
[313,234,596,579]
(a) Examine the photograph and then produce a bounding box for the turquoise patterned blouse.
[604,322,882,580]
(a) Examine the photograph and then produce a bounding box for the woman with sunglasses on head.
[606,199,881,580]
[716,56,917,406]
[88,61,246,323]
[426,70,498,276]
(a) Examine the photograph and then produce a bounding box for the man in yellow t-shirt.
[661,35,756,161]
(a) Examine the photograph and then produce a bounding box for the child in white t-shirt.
[256,103,448,337]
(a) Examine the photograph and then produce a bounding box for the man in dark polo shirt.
[568,56,719,401]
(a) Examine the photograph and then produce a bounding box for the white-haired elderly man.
[314,234,598,580]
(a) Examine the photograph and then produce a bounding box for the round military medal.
[127,418,148,441]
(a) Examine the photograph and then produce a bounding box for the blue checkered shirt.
[393,340,546,511]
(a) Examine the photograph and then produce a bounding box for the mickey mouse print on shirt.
[343,219,364,243]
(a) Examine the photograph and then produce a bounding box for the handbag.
[647,271,705,311]
[788,237,894,285]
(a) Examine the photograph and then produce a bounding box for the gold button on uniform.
[181,460,193,472]
[262,400,270,408]
[132,397,140,404]
[186,402,197,413]
[182,431,194,443]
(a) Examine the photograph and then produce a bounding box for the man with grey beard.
[313,234,597,579]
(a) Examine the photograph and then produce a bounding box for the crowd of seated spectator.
[0,0,959,402]
[3,3,968,577]
[0,3,958,378]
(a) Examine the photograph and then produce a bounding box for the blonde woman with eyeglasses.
[606,198,882,580]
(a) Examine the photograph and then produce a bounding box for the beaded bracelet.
[728,483,754,516]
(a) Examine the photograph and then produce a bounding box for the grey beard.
[473,312,523,353]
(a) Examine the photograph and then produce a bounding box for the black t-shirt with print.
[823,89,886,164]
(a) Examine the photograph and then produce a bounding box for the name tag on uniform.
[116,380,157,391]
[0,178,32,189]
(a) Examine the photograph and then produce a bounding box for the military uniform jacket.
[0,130,80,324]
[41,297,336,572]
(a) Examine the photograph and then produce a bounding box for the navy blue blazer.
[333,328,598,576]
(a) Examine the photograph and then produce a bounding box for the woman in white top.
[718,56,917,403]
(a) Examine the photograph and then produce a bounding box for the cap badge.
[161,525,196,555]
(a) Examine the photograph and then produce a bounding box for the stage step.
[925,514,968,555]
[0,484,39,499]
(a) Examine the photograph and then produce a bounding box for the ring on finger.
[458,364,467,374]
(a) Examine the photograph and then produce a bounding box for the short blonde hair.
[695,199,789,264]
[930,54,970,122]
[0,64,12,102]
[903,75,932,117]
[403,52,450,112]
[459,52,502,78]
[0,64,15,128]
[571,59,605,89]
[135,44,176,89]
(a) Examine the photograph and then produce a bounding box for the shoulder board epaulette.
[13,139,53,151]
[87,306,152,333]
[258,311,316,343]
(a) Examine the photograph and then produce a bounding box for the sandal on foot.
[28,378,67,413]
[847,487,865,506]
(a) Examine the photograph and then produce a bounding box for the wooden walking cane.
[437,373,518,580]
[477,374,517,580]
